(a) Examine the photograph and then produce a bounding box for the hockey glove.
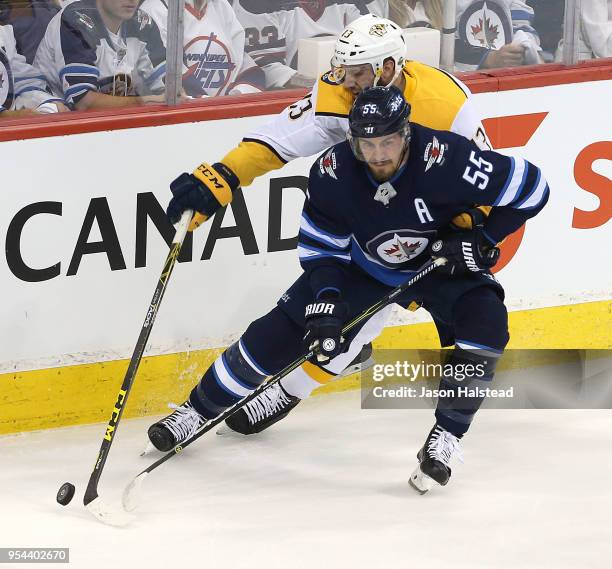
[303,294,349,363]
[430,230,500,276]
[167,162,238,230]
[449,206,490,231]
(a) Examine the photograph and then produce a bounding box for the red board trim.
[1,59,610,143]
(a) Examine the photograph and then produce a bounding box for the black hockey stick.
[82,210,193,526]
[122,258,445,513]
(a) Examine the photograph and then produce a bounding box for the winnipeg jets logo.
[319,149,338,180]
[424,137,447,171]
[383,234,423,261]
[459,1,512,50]
[471,13,499,47]
[183,34,236,96]
[370,231,430,265]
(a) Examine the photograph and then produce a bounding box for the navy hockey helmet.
[348,86,411,161]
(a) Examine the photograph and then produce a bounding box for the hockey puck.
[56,482,75,506]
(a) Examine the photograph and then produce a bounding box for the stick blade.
[122,473,148,512]
[85,497,133,527]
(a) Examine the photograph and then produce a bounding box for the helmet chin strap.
[373,62,404,88]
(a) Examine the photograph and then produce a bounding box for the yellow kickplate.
[1,301,609,435]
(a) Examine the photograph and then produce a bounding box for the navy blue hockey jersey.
[34,0,166,105]
[298,123,549,293]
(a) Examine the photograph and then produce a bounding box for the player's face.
[98,0,139,21]
[358,133,407,181]
[332,64,376,96]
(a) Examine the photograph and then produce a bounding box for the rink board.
[0,63,610,434]
[1,299,609,435]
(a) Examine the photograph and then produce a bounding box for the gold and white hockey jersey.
[222,60,489,187]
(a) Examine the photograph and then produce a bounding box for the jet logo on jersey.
[424,137,447,172]
[319,148,338,180]
[459,1,512,50]
[183,34,236,96]
[367,230,433,268]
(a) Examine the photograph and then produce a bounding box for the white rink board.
[1,81,610,372]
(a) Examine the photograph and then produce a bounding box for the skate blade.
[338,356,376,378]
[215,423,246,436]
[408,465,436,495]
[140,441,158,457]
[122,473,148,512]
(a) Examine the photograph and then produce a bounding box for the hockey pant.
[189,266,509,437]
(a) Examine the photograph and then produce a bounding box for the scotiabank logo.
[483,112,611,272]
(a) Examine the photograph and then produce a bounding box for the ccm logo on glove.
[194,164,226,191]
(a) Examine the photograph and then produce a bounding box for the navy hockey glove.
[430,230,500,276]
[167,162,238,230]
[303,294,349,363]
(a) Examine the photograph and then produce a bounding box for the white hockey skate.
[409,424,464,494]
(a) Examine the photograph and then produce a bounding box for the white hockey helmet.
[331,14,406,86]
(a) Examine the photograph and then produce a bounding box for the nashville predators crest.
[369,24,388,38]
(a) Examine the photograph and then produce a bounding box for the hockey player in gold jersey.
[162,14,493,436]
[184,14,490,231]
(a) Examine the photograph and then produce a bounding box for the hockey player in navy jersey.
[158,14,495,431]
[148,86,549,493]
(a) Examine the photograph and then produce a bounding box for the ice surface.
[1,390,611,569]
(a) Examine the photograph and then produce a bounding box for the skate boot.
[220,382,301,435]
[409,424,464,494]
[147,401,207,452]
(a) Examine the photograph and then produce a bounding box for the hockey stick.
[122,258,445,513]
[83,209,193,527]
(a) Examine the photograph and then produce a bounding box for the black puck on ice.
[56,482,75,506]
